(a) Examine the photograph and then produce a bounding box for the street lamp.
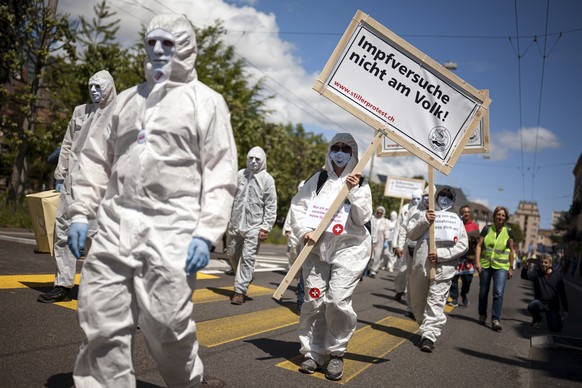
[443,61,457,71]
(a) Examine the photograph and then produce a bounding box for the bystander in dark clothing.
[521,254,568,332]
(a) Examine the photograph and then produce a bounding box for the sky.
[58,0,582,229]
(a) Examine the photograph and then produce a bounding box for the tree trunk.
[7,141,29,202]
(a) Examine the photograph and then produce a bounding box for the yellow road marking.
[192,284,274,304]
[197,306,299,347]
[277,316,418,383]
[0,274,81,289]
[55,299,78,310]
[0,272,218,290]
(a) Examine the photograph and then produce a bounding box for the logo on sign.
[309,287,321,299]
[468,127,479,144]
[332,224,344,235]
[428,126,450,152]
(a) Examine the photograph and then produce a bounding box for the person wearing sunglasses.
[289,133,372,380]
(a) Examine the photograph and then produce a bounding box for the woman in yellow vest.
[475,206,515,331]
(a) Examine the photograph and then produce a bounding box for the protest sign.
[434,211,463,242]
[305,198,350,235]
[379,90,490,156]
[384,176,425,199]
[313,10,491,174]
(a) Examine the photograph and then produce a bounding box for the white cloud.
[488,126,561,160]
[57,0,437,183]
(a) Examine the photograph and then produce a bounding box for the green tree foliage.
[194,21,267,156]
[261,123,328,223]
[75,0,143,99]
[0,7,414,231]
[193,21,332,224]
[368,181,401,216]
[1,0,76,201]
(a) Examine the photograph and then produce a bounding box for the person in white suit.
[407,186,468,353]
[290,133,372,381]
[67,14,238,386]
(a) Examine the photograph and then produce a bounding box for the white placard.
[384,176,425,199]
[434,211,462,243]
[305,197,350,235]
[313,10,490,174]
[380,91,490,156]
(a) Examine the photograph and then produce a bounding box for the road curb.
[531,335,582,350]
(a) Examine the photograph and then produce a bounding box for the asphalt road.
[1,229,581,387]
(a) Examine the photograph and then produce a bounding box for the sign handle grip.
[428,166,436,281]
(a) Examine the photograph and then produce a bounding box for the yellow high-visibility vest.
[480,225,511,270]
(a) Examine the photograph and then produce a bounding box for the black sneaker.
[404,311,416,321]
[531,318,542,327]
[420,338,434,353]
[395,292,404,302]
[37,286,71,303]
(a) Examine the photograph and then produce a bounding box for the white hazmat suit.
[393,190,423,299]
[383,211,398,271]
[368,206,389,277]
[68,15,238,386]
[407,186,468,346]
[43,71,116,301]
[228,146,277,299]
[290,133,372,367]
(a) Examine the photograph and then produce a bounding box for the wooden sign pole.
[272,130,384,300]
[428,165,436,281]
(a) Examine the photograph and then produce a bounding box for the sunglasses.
[331,144,352,153]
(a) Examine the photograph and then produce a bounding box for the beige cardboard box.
[26,190,60,255]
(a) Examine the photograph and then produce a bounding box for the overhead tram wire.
[513,0,527,200]
[230,48,351,134]
[531,0,552,200]
[133,15,340,132]
[109,0,151,23]
[226,28,582,41]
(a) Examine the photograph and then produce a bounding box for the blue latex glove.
[186,237,211,275]
[55,179,64,192]
[68,222,88,259]
[383,241,389,249]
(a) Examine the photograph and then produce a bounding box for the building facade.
[564,152,582,269]
[511,201,540,254]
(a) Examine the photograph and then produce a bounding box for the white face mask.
[247,156,261,172]
[437,195,452,209]
[330,151,351,168]
[410,196,421,206]
[146,29,175,83]
[89,83,103,103]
